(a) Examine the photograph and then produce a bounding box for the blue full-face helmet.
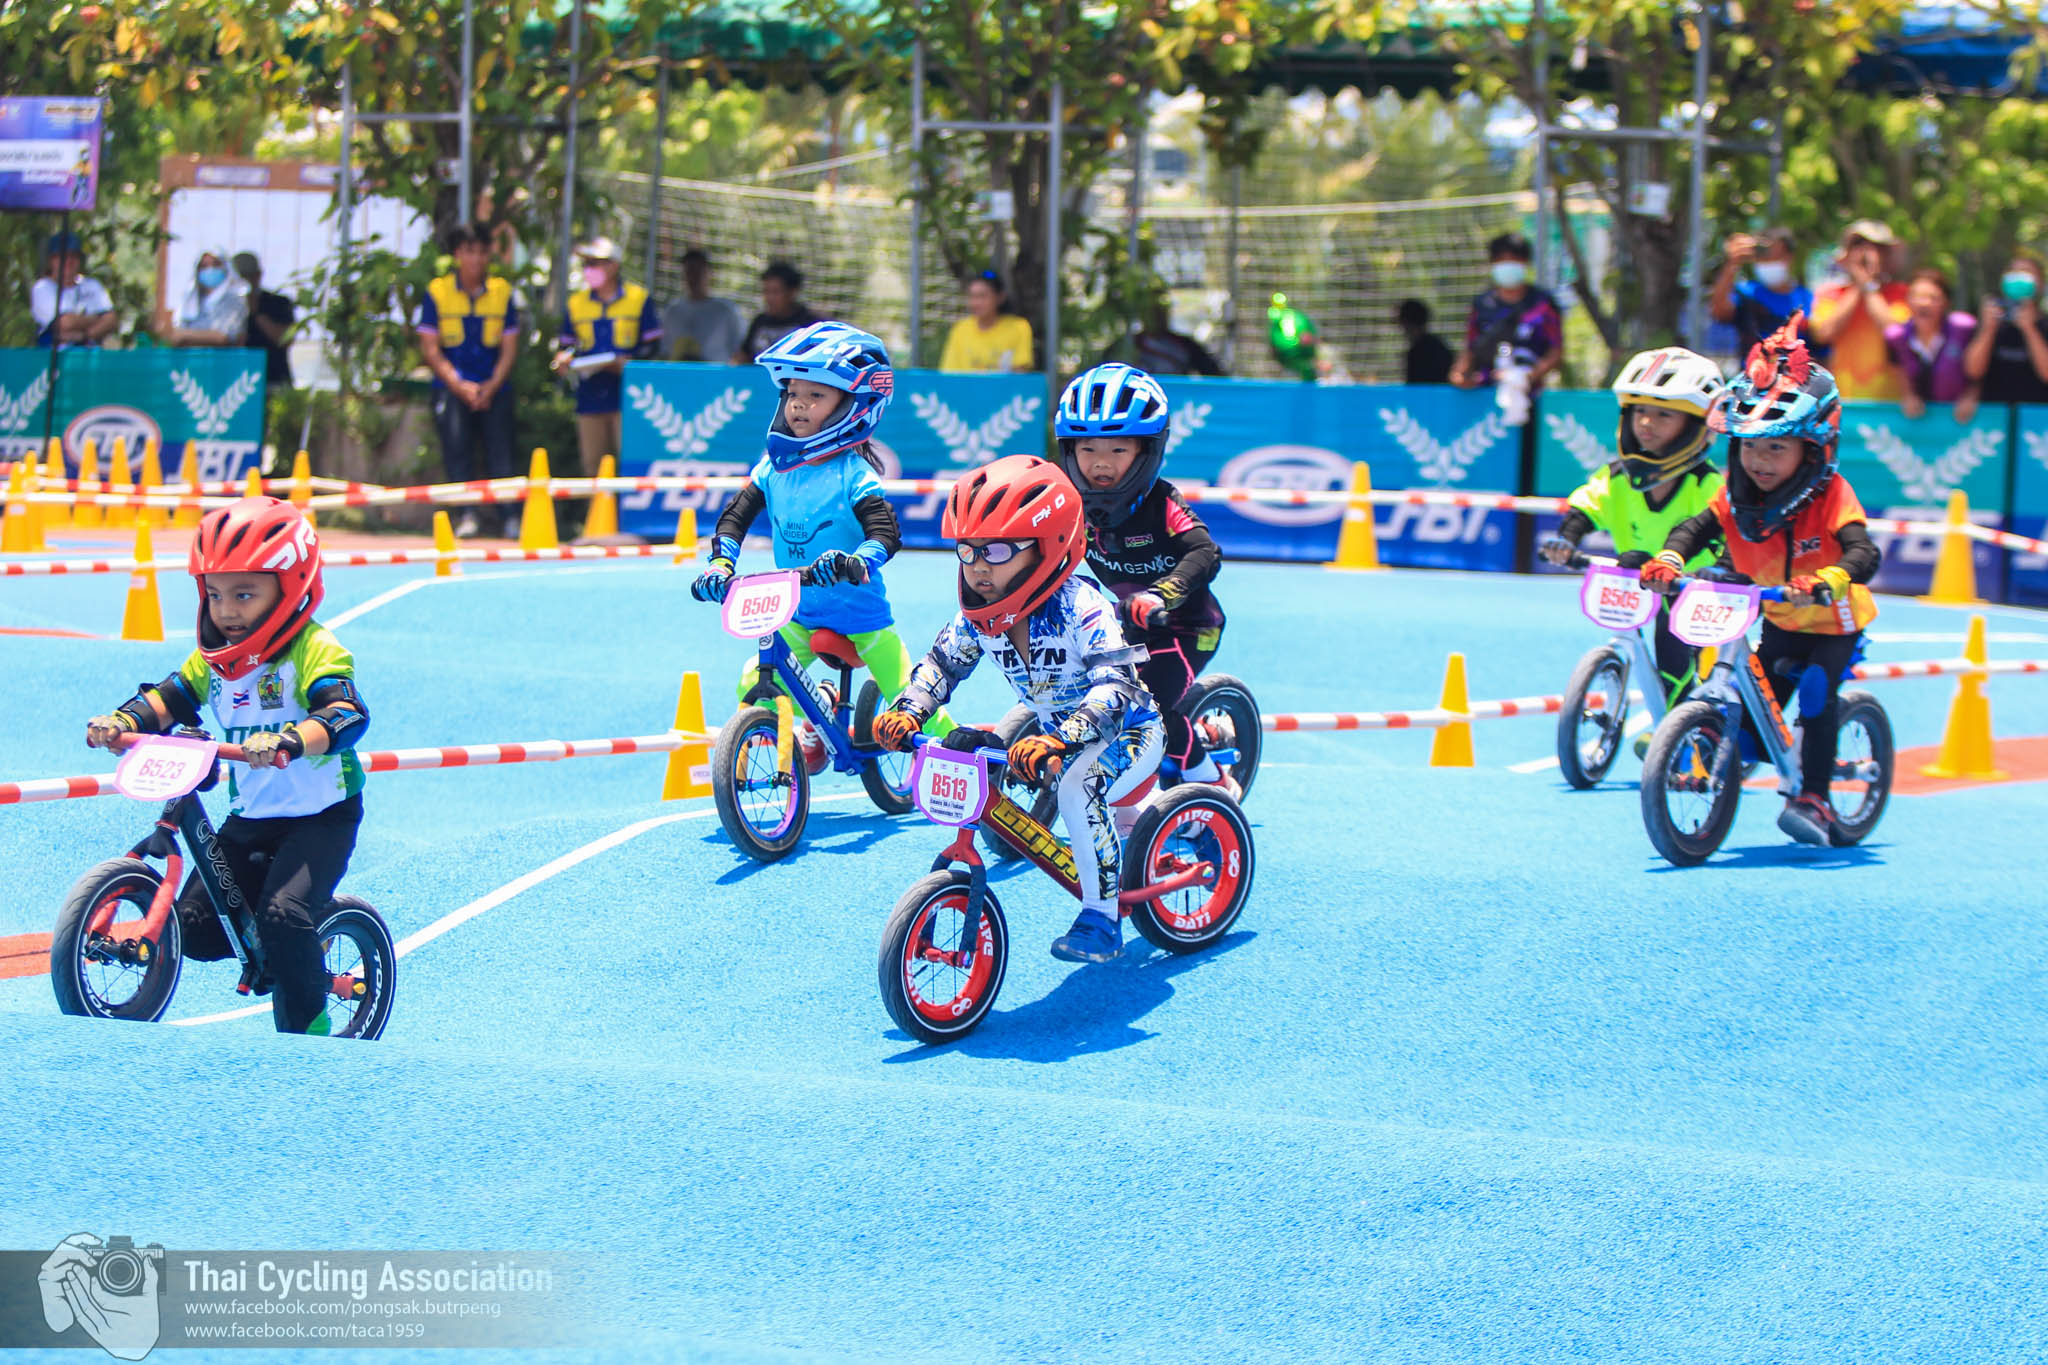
[1054,363,1170,528]
[757,321,895,470]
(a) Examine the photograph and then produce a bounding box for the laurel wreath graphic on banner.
[1544,410,1611,474]
[628,384,751,456]
[171,369,261,437]
[0,371,51,435]
[1378,407,1509,485]
[1165,401,1212,457]
[1858,423,2000,504]
[911,393,1042,466]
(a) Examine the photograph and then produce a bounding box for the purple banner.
[0,97,104,213]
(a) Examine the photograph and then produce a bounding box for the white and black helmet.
[1610,347,1725,490]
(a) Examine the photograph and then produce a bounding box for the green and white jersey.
[1568,462,1724,567]
[177,623,365,820]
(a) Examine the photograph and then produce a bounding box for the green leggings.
[737,623,953,736]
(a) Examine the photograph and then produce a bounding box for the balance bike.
[1556,553,1677,788]
[50,731,396,1038]
[878,734,1255,1045]
[710,569,917,861]
[1638,570,1894,866]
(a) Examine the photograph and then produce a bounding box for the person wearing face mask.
[162,248,250,349]
[1807,220,1909,401]
[551,237,662,474]
[1962,252,2048,406]
[1710,226,1812,360]
[1449,232,1563,394]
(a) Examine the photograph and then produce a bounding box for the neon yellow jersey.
[1568,462,1724,567]
[178,623,365,819]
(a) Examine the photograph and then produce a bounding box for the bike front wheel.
[877,871,1008,1045]
[1180,674,1263,800]
[712,705,810,862]
[1639,700,1741,866]
[1122,785,1256,953]
[852,680,914,817]
[1826,690,1893,845]
[50,858,183,1023]
[308,897,397,1040]
[1558,645,1629,789]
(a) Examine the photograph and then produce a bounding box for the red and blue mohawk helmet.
[756,321,895,471]
[1709,310,1843,542]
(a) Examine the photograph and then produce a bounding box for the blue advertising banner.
[2008,406,2048,605]
[1535,388,2010,597]
[0,349,265,484]
[619,365,1523,570]
[0,97,103,212]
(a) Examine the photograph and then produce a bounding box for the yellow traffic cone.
[1923,489,1982,605]
[243,465,264,499]
[106,436,135,528]
[661,671,715,800]
[520,448,559,550]
[1921,614,2006,780]
[1330,460,1385,571]
[1428,651,1475,767]
[0,464,30,552]
[433,509,460,578]
[73,438,102,529]
[120,522,165,642]
[42,436,69,530]
[290,450,312,505]
[174,441,201,529]
[583,454,619,539]
[137,438,165,530]
[672,505,698,565]
[21,449,47,550]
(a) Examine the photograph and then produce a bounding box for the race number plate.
[911,747,991,827]
[113,734,218,802]
[1669,581,1762,647]
[722,570,801,639]
[1579,565,1658,631]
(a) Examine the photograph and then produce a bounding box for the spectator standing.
[163,248,249,348]
[660,249,745,363]
[1963,252,2048,407]
[939,270,1035,372]
[1709,227,1813,359]
[551,236,662,472]
[1808,220,1909,401]
[1114,289,1224,376]
[1449,233,1564,416]
[1396,299,1454,384]
[31,231,116,349]
[734,261,820,364]
[417,224,521,539]
[1885,269,1979,421]
[233,252,295,390]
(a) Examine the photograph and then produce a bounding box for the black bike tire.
[50,858,183,1022]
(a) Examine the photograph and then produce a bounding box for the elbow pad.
[118,673,202,734]
[306,675,370,750]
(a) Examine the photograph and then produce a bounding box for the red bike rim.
[1139,803,1244,934]
[902,890,997,1026]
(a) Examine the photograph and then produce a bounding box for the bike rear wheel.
[852,680,914,817]
[50,858,183,1022]
[1826,690,1893,845]
[877,871,1008,1044]
[1639,700,1741,867]
[713,705,810,862]
[307,897,396,1040]
[1180,674,1262,799]
[1558,645,1629,789]
[1123,786,1256,953]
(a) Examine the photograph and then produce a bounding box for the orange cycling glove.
[871,709,922,752]
[1007,732,1071,783]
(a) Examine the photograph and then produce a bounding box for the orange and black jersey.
[1083,481,1224,634]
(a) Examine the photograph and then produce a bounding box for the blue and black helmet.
[756,321,895,471]
[1054,363,1170,528]
[1709,314,1841,542]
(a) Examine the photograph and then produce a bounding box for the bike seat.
[809,629,863,671]
[1112,775,1158,808]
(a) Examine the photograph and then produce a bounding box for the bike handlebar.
[108,731,276,766]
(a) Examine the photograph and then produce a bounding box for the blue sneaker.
[1050,910,1122,964]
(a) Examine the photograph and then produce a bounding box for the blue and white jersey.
[750,449,892,633]
[902,576,1156,745]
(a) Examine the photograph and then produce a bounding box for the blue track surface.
[4,552,2048,1361]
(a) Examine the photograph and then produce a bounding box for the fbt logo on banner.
[0,350,263,480]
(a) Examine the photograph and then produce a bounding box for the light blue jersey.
[749,451,893,633]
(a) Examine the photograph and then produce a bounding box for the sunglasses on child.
[956,540,1035,566]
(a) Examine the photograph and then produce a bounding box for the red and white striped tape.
[0,542,694,577]
[0,728,710,806]
[1262,691,1591,733]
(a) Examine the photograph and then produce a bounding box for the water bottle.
[1494,343,1531,427]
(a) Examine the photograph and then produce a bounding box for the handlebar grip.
[107,732,263,764]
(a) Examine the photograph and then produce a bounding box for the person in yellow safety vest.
[417,223,522,539]
[552,237,663,479]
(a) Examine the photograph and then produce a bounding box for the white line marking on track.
[325,577,435,629]
[320,561,676,631]
[1510,711,1651,773]
[170,792,871,1027]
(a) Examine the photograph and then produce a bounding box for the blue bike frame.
[741,627,895,778]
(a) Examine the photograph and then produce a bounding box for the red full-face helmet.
[188,496,324,679]
[942,454,1086,635]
